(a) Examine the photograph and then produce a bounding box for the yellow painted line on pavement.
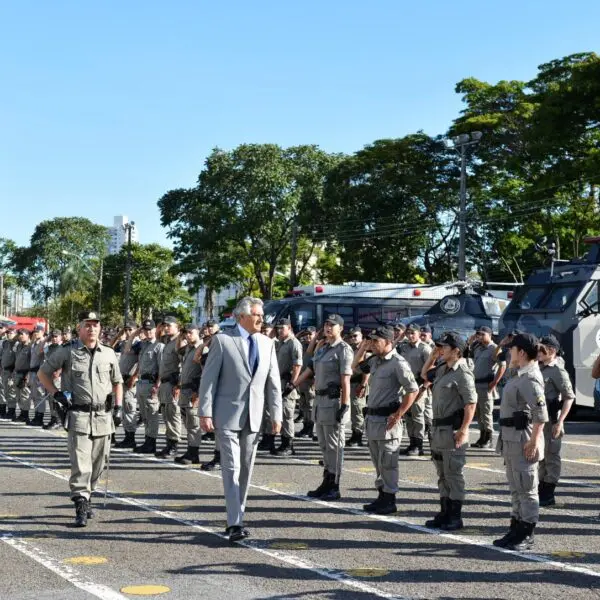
[551,551,585,559]
[269,541,309,550]
[120,584,170,595]
[64,556,109,566]
[468,462,491,468]
[357,467,376,473]
[574,458,600,464]
[6,450,33,455]
[346,568,389,578]
[0,514,18,519]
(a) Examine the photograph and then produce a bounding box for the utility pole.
[0,272,4,316]
[123,222,134,325]
[290,219,298,289]
[98,257,104,315]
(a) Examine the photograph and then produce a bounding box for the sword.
[335,420,345,486]
[103,437,111,509]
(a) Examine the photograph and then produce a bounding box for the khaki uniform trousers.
[366,417,402,494]
[281,386,299,438]
[405,394,426,440]
[137,381,158,439]
[121,384,138,433]
[502,440,540,523]
[431,426,467,501]
[179,389,202,447]
[298,385,315,424]
[2,371,16,408]
[16,378,31,414]
[475,385,494,432]
[159,381,181,442]
[538,421,563,484]
[30,372,46,415]
[313,395,348,476]
[350,381,366,433]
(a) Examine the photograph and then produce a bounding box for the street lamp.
[61,250,104,314]
[447,131,483,281]
[123,222,135,325]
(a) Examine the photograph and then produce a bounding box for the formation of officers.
[0,312,575,552]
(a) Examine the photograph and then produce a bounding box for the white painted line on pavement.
[0,450,409,600]
[0,533,128,600]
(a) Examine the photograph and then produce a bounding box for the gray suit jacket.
[199,328,282,432]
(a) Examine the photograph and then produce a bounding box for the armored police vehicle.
[499,237,600,410]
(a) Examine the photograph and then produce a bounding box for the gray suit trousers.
[216,423,259,528]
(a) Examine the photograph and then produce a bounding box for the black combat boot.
[201,431,215,441]
[493,517,519,547]
[6,407,16,420]
[110,433,116,446]
[373,492,397,515]
[425,497,450,528]
[87,498,94,519]
[415,437,425,457]
[273,436,296,456]
[363,487,384,512]
[155,439,178,459]
[295,421,314,438]
[115,431,137,449]
[319,473,341,501]
[27,412,44,427]
[134,436,157,454]
[440,499,463,531]
[43,417,61,430]
[401,437,417,456]
[538,481,556,507]
[175,446,200,465]
[15,410,29,423]
[481,430,494,449]
[257,433,275,452]
[470,431,485,448]
[345,430,360,447]
[307,470,331,498]
[73,497,88,527]
[505,520,535,551]
[201,450,221,471]
[0,405,7,419]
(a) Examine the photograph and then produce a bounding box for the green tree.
[159,144,339,299]
[101,243,193,323]
[0,238,17,313]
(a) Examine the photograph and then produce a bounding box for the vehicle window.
[289,303,316,329]
[383,307,410,321]
[583,282,599,309]
[263,301,287,324]
[357,306,381,327]
[516,287,546,310]
[539,286,578,311]
[324,305,355,326]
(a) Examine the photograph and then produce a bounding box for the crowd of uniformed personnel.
[0,311,577,551]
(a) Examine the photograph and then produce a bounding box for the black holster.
[105,394,114,412]
[512,410,531,430]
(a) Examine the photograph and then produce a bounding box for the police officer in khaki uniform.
[174,323,203,465]
[397,324,431,456]
[295,327,317,439]
[470,326,506,448]
[494,333,548,550]
[14,328,33,423]
[26,325,47,426]
[346,327,369,447]
[113,323,142,449]
[38,311,123,527]
[425,332,477,531]
[156,316,182,458]
[1,328,18,420]
[42,329,63,430]
[134,319,164,454]
[353,326,418,514]
[537,334,574,507]
[0,324,7,418]
[292,314,353,500]
[273,318,303,456]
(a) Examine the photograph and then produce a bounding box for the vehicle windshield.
[263,301,285,325]
[512,284,581,312]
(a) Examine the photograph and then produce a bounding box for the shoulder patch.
[536,396,546,407]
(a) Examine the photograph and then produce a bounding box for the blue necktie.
[248,334,258,376]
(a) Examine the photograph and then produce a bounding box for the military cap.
[540,334,560,351]
[261,322,273,329]
[163,315,178,325]
[368,325,395,341]
[507,332,539,355]
[274,317,291,327]
[306,326,316,333]
[435,331,467,353]
[183,323,199,331]
[17,328,30,335]
[349,326,362,334]
[206,319,219,327]
[476,325,493,335]
[124,320,137,329]
[33,323,45,332]
[142,319,156,329]
[406,323,420,333]
[419,325,432,334]
[50,329,62,336]
[324,314,344,327]
[78,311,100,322]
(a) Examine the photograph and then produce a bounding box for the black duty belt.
[499,411,531,430]
[16,369,29,375]
[29,367,39,373]
[433,415,457,427]
[70,404,107,413]
[139,375,156,382]
[547,399,560,424]
[180,383,196,391]
[315,387,341,396]
[432,409,465,429]
[2,365,15,372]
[365,402,400,417]
[475,375,494,384]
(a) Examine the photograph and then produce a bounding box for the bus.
[499,237,600,411]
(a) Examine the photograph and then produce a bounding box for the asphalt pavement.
[2,412,600,600]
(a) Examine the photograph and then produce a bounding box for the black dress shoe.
[226,525,250,542]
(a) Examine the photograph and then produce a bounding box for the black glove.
[282,382,296,398]
[53,390,71,408]
[112,405,123,427]
[336,403,349,423]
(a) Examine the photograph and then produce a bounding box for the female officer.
[425,332,476,531]
[494,333,548,550]
[291,314,353,500]
[537,335,575,507]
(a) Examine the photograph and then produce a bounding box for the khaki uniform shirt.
[15,342,32,386]
[360,350,418,439]
[138,339,164,381]
[40,343,123,436]
[276,336,303,381]
[472,341,501,386]
[310,339,354,390]
[397,341,431,382]
[499,362,548,443]
[1,338,17,369]
[180,341,202,387]
[29,339,45,370]
[159,335,180,380]
[540,360,574,422]
[118,340,140,379]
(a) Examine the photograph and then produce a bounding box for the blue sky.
[1,0,599,249]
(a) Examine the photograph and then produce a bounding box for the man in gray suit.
[199,297,282,543]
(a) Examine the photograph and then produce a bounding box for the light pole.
[448,131,483,281]
[123,222,135,325]
[61,251,103,313]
